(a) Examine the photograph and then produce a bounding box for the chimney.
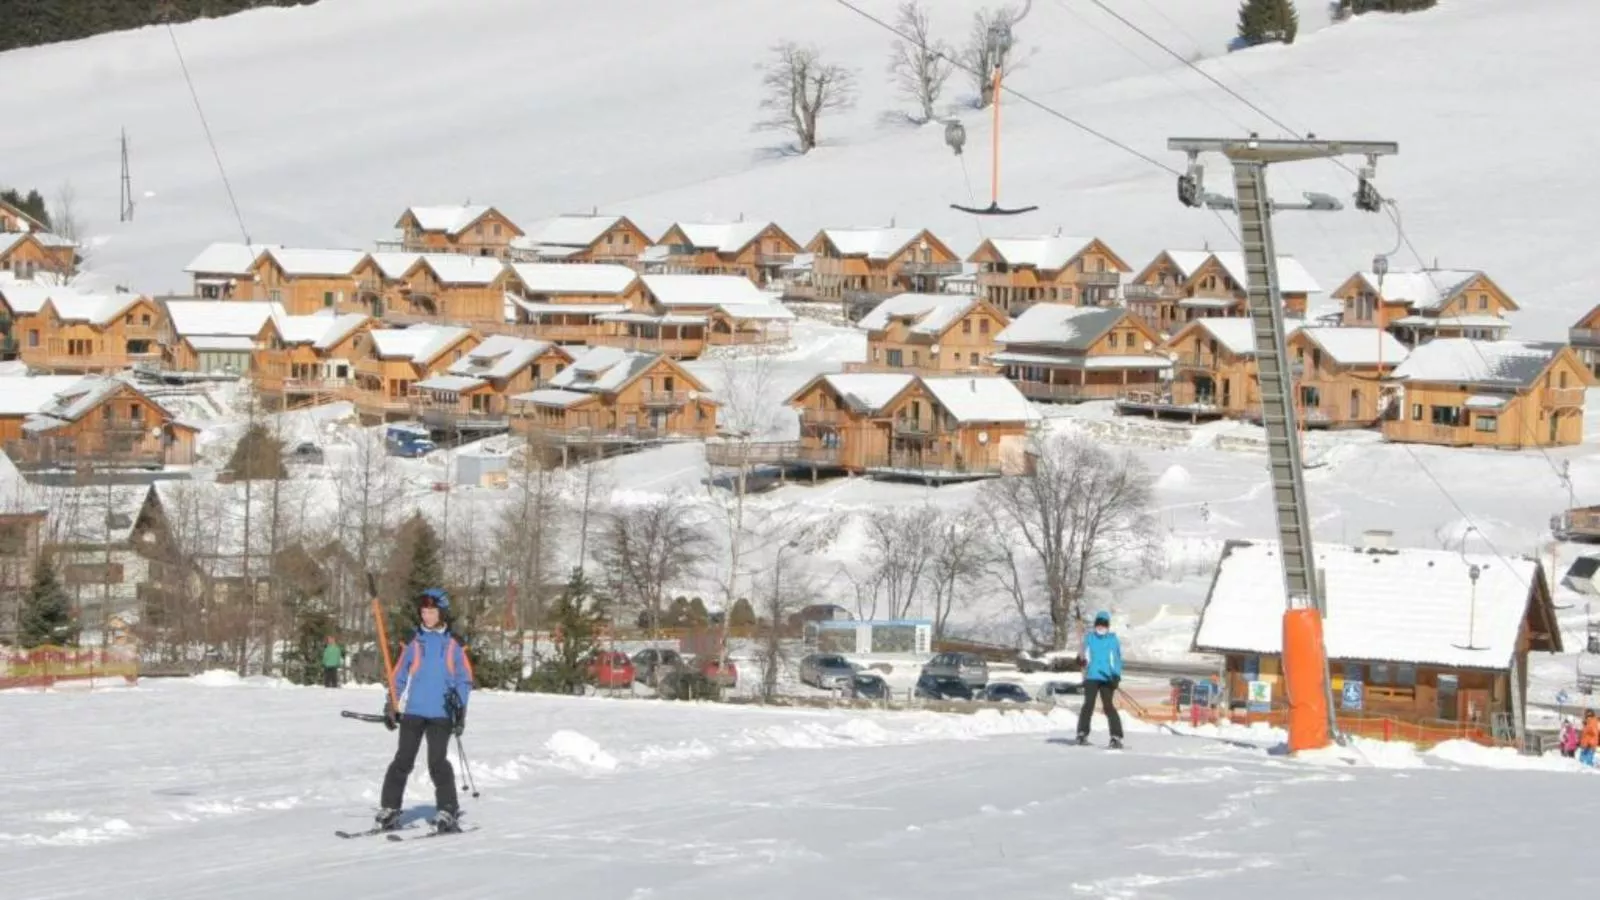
[1359,529,1393,550]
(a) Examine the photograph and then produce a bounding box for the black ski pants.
[380,715,458,813]
[1076,679,1123,740]
[322,666,339,688]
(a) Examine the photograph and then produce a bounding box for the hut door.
[1436,675,1459,721]
[1461,689,1490,726]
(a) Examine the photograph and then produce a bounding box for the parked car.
[1017,650,1085,674]
[982,682,1032,703]
[848,672,891,701]
[798,653,858,690]
[914,672,974,701]
[631,648,685,685]
[286,441,324,464]
[586,651,635,689]
[921,652,989,689]
[1035,678,1084,702]
[697,655,738,688]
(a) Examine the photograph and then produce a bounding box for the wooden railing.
[798,407,851,428]
[1570,328,1600,346]
[640,390,694,407]
[1012,381,1126,403]
[1124,284,1184,301]
[1546,387,1585,410]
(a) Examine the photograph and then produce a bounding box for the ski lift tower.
[1169,135,1398,752]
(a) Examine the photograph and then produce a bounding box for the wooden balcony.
[891,417,935,437]
[1169,353,1223,372]
[841,360,992,375]
[1570,328,1600,348]
[704,440,843,468]
[754,252,796,267]
[1012,380,1126,403]
[5,431,182,470]
[1546,387,1586,410]
[1075,271,1122,287]
[862,450,1004,482]
[419,407,510,431]
[513,423,706,445]
[641,390,694,408]
[20,351,130,373]
[898,261,963,276]
[798,407,852,428]
[1124,284,1184,302]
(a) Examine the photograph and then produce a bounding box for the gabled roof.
[543,346,662,395]
[1338,269,1512,313]
[0,198,49,233]
[790,373,917,413]
[23,377,175,435]
[42,292,146,326]
[1296,326,1410,368]
[667,221,773,254]
[995,304,1132,349]
[184,242,279,276]
[414,254,506,285]
[975,235,1128,272]
[0,375,88,417]
[918,376,1040,424]
[815,227,939,261]
[370,252,423,280]
[1175,317,1305,357]
[1152,250,1321,295]
[367,325,473,364]
[271,311,369,350]
[856,293,981,336]
[522,215,640,249]
[163,300,280,337]
[398,205,519,237]
[444,335,564,382]
[1388,338,1567,388]
[0,232,77,256]
[1194,538,1559,669]
[260,248,369,277]
[510,262,639,295]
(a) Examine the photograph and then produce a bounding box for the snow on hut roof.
[403,205,493,235]
[1389,338,1561,387]
[671,221,769,254]
[416,254,506,285]
[996,304,1127,349]
[549,346,658,394]
[819,228,924,260]
[0,375,87,417]
[1194,538,1552,669]
[40,483,152,545]
[446,335,555,381]
[815,373,916,413]
[368,325,471,363]
[370,252,423,280]
[23,376,138,432]
[984,235,1099,271]
[0,233,75,256]
[1298,327,1410,367]
[524,215,624,248]
[1351,269,1483,312]
[1164,250,1321,295]
[183,242,278,275]
[47,292,142,325]
[856,293,976,336]
[164,300,280,337]
[513,388,595,408]
[921,376,1041,424]
[272,311,367,349]
[1190,317,1304,356]
[415,374,488,393]
[262,248,368,277]
[186,336,257,352]
[718,301,795,322]
[644,274,767,307]
[510,263,638,295]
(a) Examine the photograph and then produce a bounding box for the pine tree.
[226,424,287,480]
[728,598,757,629]
[1237,0,1298,46]
[547,568,605,693]
[19,555,78,648]
[386,512,444,639]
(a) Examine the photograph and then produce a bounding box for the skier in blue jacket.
[1076,609,1124,748]
[376,588,474,833]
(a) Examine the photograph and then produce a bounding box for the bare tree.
[595,496,713,635]
[979,434,1158,650]
[887,1,955,123]
[52,181,86,272]
[860,504,939,620]
[963,5,1027,108]
[757,516,841,701]
[333,427,406,633]
[926,506,986,640]
[757,42,858,153]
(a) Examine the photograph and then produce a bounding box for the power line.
[167,22,251,245]
[826,0,1180,175]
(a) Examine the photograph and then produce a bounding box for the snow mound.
[1155,464,1192,489]
[545,730,620,772]
[189,670,293,689]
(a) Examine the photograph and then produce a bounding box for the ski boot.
[1074,734,1089,746]
[1108,737,1124,750]
[374,808,402,832]
[432,808,462,834]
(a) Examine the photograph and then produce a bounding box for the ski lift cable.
[166,22,251,245]
[827,0,1181,177]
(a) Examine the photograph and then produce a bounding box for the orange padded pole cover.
[1283,607,1332,753]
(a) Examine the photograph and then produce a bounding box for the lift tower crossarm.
[1168,138,1399,163]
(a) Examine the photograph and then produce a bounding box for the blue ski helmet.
[416,588,450,612]
[1093,609,1111,626]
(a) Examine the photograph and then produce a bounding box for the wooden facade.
[1122,318,1263,419]
[412,337,574,432]
[388,256,515,326]
[504,263,645,345]
[853,294,1008,374]
[993,305,1168,403]
[806,228,961,310]
[5,378,197,470]
[1281,327,1410,428]
[508,349,718,444]
[1382,340,1590,449]
[517,215,653,264]
[1331,269,1517,346]
[183,243,276,299]
[0,232,78,281]
[968,236,1130,316]
[252,314,371,407]
[1571,303,1600,378]
[651,222,803,286]
[16,294,164,374]
[1126,250,1318,335]
[346,326,482,422]
[389,206,524,258]
[245,249,371,316]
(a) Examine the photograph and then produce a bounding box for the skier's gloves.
[383,699,399,731]
[452,708,466,738]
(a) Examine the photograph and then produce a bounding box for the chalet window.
[969,352,979,365]
[131,405,142,423]
[887,349,903,367]
[979,319,989,334]
[1411,403,1422,420]
[142,313,151,325]
[1474,415,1498,433]
[324,292,335,307]
[1560,371,1569,388]
[1109,332,1119,349]
[1430,405,1464,427]
[1299,386,1321,408]
[28,330,38,347]
[623,234,631,245]
[962,319,972,334]
[1478,295,1488,310]
[911,350,920,367]
[1311,349,1322,369]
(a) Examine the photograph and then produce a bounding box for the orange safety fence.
[1125,699,1506,752]
[0,645,138,689]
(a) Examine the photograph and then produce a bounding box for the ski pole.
[455,734,480,799]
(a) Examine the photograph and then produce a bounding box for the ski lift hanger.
[947,0,1037,217]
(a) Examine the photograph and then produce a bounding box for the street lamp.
[1453,563,1488,651]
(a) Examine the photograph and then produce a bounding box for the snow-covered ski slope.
[4,676,1597,899]
[1,0,1595,338]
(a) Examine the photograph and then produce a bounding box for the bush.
[657,670,719,701]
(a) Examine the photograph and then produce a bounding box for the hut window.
[1109,332,1119,349]
[963,319,972,334]
[1474,415,1498,433]
[979,319,989,334]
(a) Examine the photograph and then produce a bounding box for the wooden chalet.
[376,253,514,326]
[183,242,278,299]
[1117,317,1289,421]
[1570,303,1600,378]
[850,293,1008,374]
[160,299,279,374]
[245,248,371,316]
[513,215,652,265]
[0,232,79,281]
[1283,326,1410,428]
[646,221,803,286]
[254,311,371,408]
[597,274,794,358]
[0,198,49,235]
[0,375,94,444]
[8,286,164,374]
[993,305,1168,403]
[1331,269,1515,347]
[385,205,524,259]
[411,335,574,434]
[1382,338,1590,448]
[346,325,481,422]
[504,262,644,345]
[805,227,961,317]
[1126,250,1319,335]
[1193,536,1562,744]
[508,346,717,446]
[36,482,161,645]
[968,235,1130,315]
[5,377,197,470]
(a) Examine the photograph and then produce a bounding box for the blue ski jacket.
[1081,629,1123,682]
[394,626,473,720]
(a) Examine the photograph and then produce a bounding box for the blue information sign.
[1341,680,1364,711]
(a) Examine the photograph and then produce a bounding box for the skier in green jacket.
[321,635,343,688]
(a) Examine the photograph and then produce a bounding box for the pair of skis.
[337,820,478,841]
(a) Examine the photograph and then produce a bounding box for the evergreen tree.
[19,555,78,648]
[545,568,606,693]
[385,512,444,640]
[1237,0,1298,46]
[0,188,51,231]
[226,423,287,480]
[728,598,757,629]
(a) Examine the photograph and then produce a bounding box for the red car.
[587,651,635,688]
[697,655,738,688]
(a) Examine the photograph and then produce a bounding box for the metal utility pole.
[1169,135,1398,743]
[119,129,135,223]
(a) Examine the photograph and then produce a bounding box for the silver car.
[921,652,988,689]
[799,653,857,689]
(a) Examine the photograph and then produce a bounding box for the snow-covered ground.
[4,676,1596,898]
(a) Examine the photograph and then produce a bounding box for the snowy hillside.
[2,0,1595,337]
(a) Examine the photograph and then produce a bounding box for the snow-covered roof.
[368,325,472,363]
[1195,539,1553,669]
[1164,250,1321,294]
[813,373,916,413]
[402,205,499,236]
[644,274,765,308]
[272,311,368,350]
[920,376,1041,424]
[511,262,638,295]
[548,346,658,394]
[524,215,625,248]
[184,242,278,276]
[1393,314,1510,330]
[23,376,140,432]
[856,293,977,336]
[1299,327,1410,368]
[0,375,87,417]
[1349,269,1484,312]
[818,228,924,260]
[445,335,557,381]
[186,336,256,352]
[718,302,795,322]
[163,300,279,337]
[982,235,1101,271]
[46,292,143,326]
[417,254,506,285]
[1187,317,1304,356]
[669,221,770,254]
[508,297,627,317]
[262,248,368,277]
[370,252,423,280]
[512,388,596,408]
[995,304,1127,349]
[1389,338,1562,388]
[415,374,488,393]
[0,232,76,255]
[40,483,152,546]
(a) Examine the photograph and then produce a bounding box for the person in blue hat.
[1076,609,1124,749]
[375,588,473,833]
